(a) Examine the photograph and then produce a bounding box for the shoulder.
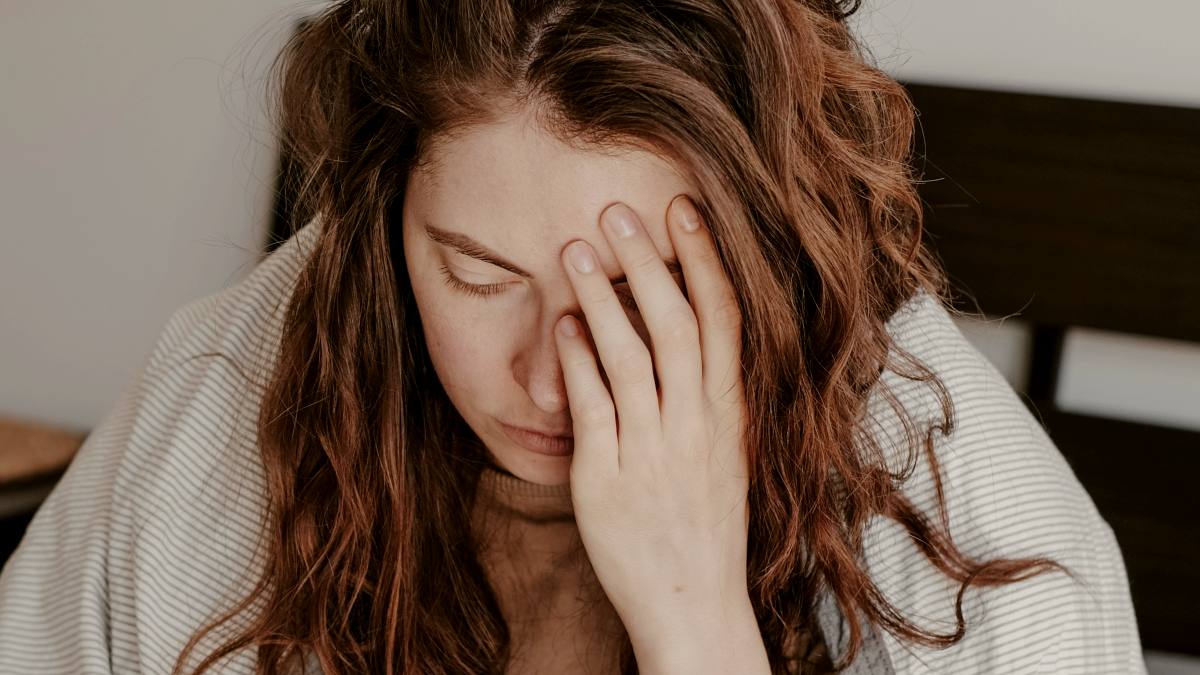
[148,216,323,388]
[121,215,323,496]
[851,289,1143,673]
[108,216,323,671]
[872,288,1095,534]
[0,217,326,673]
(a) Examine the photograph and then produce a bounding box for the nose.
[511,314,570,416]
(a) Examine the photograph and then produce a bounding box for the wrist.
[630,594,770,675]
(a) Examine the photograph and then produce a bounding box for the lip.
[499,422,574,456]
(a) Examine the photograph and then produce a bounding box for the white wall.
[849,0,1199,108]
[0,0,319,432]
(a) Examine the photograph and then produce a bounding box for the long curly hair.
[173,1,1064,672]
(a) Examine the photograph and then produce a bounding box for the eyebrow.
[423,222,681,285]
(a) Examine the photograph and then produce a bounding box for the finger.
[554,314,618,479]
[665,194,743,412]
[561,239,661,445]
[599,202,704,420]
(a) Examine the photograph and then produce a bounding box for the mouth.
[499,421,574,456]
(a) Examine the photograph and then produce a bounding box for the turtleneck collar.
[475,463,575,522]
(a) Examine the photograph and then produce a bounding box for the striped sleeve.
[0,220,321,675]
[843,290,1147,674]
[0,309,173,673]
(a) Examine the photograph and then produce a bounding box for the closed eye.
[439,264,511,297]
[438,264,647,312]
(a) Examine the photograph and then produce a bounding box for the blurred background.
[1,1,1196,672]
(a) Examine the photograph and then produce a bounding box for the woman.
[0,0,1144,673]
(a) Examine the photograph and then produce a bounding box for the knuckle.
[694,241,723,269]
[583,287,614,307]
[628,248,661,274]
[662,303,699,344]
[610,347,652,384]
[712,294,743,331]
[577,399,614,429]
[582,287,624,315]
[565,352,596,371]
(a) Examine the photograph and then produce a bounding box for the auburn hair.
[174,1,1064,673]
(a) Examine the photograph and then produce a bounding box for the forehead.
[404,110,697,275]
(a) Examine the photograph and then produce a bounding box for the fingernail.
[568,241,596,273]
[558,315,580,337]
[604,204,638,239]
[675,196,700,232]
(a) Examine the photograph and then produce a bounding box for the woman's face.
[401,109,698,486]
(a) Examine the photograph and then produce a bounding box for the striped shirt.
[0,215,1146,673]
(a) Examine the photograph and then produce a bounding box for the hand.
[554,194,751,653]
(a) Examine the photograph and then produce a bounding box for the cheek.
[420,310,494,395]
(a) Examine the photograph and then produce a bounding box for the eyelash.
[439,264,510,296]
[438,263,641,312]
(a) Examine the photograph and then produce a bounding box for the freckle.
[673,585,684,593]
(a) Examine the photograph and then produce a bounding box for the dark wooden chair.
[0,418,85,564]
[903,81,1200,655]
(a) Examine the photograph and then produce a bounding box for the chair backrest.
[905,80,1200,655]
